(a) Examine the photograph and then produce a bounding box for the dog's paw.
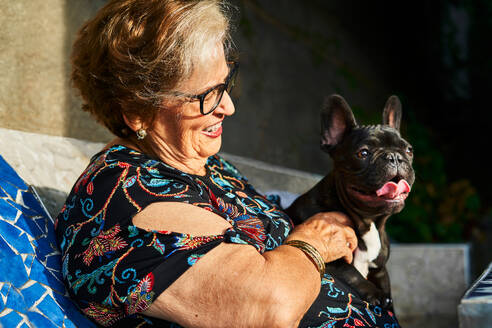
[381,296,393,310]
[364,291,393,310]
[365,293,382,307]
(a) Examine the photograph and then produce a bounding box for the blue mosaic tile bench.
[458,261,492,327]
[0,155,95,327]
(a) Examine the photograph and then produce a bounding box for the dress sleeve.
[56,158,229,326]
[178,157,293,254]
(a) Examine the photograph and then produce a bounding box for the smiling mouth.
[350,179,411,203]
[202,121,223,137]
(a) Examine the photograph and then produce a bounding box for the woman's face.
[149,47,235,166]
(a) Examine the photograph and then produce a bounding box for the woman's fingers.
[325,211,353,227]
[289,211,359,264]
[344,226,358,252]
[342,248,353,264]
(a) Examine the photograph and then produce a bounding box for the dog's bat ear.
[321,94,357,153]
[383,95,402,131]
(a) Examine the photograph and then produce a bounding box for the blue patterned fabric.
[0,155,94,327]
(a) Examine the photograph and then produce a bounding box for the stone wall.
[0,0,111,142]
[1,0,67,135]
[0,0,391,175]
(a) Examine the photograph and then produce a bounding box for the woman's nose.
[214,91,235,117]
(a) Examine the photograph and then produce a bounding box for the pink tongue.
[376,180,411,199]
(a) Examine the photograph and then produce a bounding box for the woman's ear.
[122,113,144,132]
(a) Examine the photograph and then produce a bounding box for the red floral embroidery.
[77,224,128,266]
[82,302,124,327]
[125,273,155,315]
[86,181,94,195]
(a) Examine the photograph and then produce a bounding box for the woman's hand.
[286,212,358,264]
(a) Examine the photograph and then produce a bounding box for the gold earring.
[136,128,147,140]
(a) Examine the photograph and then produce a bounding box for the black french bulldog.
[286,94,415,309]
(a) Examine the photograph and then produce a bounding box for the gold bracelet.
[285,240,325,278]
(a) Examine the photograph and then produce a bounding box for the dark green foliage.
[388,116,482,242]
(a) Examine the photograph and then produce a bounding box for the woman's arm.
[133,202,356,328]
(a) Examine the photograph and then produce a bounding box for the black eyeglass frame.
[170,61,239,115]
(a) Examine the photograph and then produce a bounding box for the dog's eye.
[406,146,413,155]
[357,149,370,159]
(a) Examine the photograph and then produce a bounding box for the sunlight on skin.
[121,44,235,176]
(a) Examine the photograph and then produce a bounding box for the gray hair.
[71,0,236,137]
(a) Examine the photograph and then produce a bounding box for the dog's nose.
[385,153,402,166]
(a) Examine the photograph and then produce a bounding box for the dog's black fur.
[286,94,415,309]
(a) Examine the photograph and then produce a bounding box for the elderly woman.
[55,0,401,327]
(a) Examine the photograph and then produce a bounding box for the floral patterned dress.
[55,145,400,327]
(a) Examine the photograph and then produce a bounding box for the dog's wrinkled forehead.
[350,125,404,148]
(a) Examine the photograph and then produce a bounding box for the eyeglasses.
[170,61,239,115]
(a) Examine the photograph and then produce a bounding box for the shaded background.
[0,0,491,276]
[226,0,492,278]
